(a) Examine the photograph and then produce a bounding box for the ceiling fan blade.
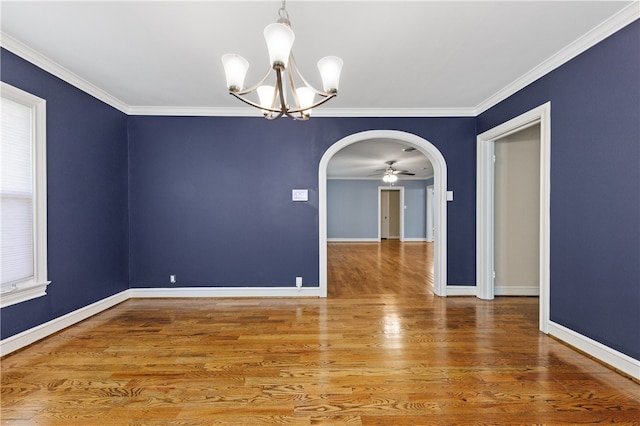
[397,171,415,176]
[373,168,386,172]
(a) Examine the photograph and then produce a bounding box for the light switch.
[446,191,454,201]
[292,189,308,202]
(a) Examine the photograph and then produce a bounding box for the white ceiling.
[327,139,434,180]
[1,0,636,179]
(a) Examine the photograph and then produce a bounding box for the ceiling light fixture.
[382,172,398,183]
[221,0,343,120]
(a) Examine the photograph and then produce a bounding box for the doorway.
[379,187,404,240]
[494,124,540,296]
[476,102,551,333]
[319,130,449,298]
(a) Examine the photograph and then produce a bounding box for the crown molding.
[474,3,640,115]
[127,105,477,117]
[0,32,130,114]
[126,106,263,117]
[327,175,434,181]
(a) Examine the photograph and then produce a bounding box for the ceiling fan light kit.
[221,0,343,120]
[378,160,415,183]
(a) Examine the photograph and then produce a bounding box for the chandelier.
[221,0,343,120]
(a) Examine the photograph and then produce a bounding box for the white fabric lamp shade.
[317,56,343,93]
[221,54,249,91]
[264,23,295,68]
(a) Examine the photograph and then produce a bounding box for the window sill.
[1,281,50,308]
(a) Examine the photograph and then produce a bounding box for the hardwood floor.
[1,241,638,424]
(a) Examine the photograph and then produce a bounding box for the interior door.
[381,190,390,239]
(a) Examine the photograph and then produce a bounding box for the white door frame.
[319,130,448,298]
[426,185,434,242]
[476,102,551,333]
[378,186,404,241]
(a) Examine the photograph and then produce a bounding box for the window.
[1,82,49,308]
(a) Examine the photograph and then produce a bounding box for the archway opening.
[318,130,448,297]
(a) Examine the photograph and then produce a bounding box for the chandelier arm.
[228,91,282,118]
[275,67,290,115]
[287,93,336,114]
[229,91,270,110]
[289,55,336,97]
[234,66,273,96]
[286,65,303,111]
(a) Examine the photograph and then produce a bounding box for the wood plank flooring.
[2,241,638,424]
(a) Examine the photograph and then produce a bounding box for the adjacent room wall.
[327,179,434,240]
[477,20,640,360]
[494,124,540,294]
[0,49,130,339]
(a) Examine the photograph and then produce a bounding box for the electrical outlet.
[296,276,302,288]
[170,275,176,284]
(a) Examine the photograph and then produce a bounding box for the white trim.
[378,186,405,242]
[403,238,428,242]
[327,176,434,181]
[0,290,129,356]
[548,321,640,380]
[474,4,640,115]
[476,102,551,335]
[127,106,477,118]
[320,130,448,298]
[327,238,379,243]
[494,286,540,296]
[0,82,50,308]
[0,33,129,114]
[446,286,477,296]
[129,286,321,298]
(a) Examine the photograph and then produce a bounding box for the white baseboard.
[446,285,477,296]
[548,321,640,380]
[327,238,379,242]
[0,290,130,357]
[494,285,540,296]
[403,238,428,242]
[129,286,322,298]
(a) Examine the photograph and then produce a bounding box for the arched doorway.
[318,130,448,297]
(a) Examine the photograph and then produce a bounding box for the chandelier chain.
[278,0,290,24]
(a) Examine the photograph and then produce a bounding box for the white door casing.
[426,185,434,242]
[476,102,551,333]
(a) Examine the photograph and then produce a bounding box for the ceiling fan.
[374,160,415,182]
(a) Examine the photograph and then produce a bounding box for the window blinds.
[1,96,35,289]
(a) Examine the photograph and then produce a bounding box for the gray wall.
[327,179,434,240]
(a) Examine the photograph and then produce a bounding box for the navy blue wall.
[128,116,476,288]
[1,49,129,339]
[477,21,640,360]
